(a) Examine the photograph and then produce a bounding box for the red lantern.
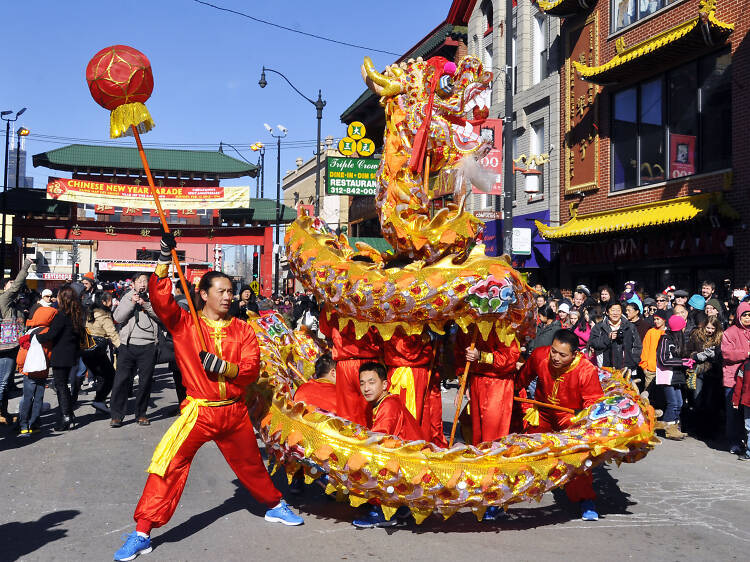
[86,45,155,138]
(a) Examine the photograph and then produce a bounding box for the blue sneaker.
[264,500,304,526]
[581,499,599,521]
[352,505,397,528]
[114,532,152,561]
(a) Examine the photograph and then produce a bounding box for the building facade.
[467,0,561,284]
[538,0,745,294]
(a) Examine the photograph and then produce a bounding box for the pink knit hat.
[668,315,686,332]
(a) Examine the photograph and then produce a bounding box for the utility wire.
[192,0,400,56]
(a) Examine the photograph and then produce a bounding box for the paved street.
[1,368,748,561]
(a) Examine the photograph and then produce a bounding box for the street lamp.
[250,142,265,198]
[258,66,326,216]
[15,127,29,190]
[1,107,27,274]
[265,124,286,296]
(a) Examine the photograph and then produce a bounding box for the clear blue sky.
[5,0,447,192]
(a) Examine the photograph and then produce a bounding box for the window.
[611,49,732,191]
[532,13,547,85]
[525,121,545,194]
[612,0,683,33]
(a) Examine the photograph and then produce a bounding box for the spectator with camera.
[589,301,642,375]
[110,273,161,427]
[84,291,121,414]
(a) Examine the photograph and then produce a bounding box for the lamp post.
[258,66,325,216]
[1,107,27,275]
[15,127,29,190]
[265,124,286,296]
[250,142,265,198]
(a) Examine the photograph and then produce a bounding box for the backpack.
[0,317,23,351]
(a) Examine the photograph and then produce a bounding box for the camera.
[615,328,624,344]
[137,288,149,303]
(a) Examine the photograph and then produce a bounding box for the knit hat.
[687,294,705,310]
[643,297,656,306]
[654,309,670,321]
[83,271,96,281]
[663,285,675,295]
[558,302,570,314]
[673,289,689,298]
[626,295,643,314]
[41,289,53,297]
[705,298,722,312]
[668,315,686,332]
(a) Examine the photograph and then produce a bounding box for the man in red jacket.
[517,329,604,521]
[456,327,521,445]
[114,234,302,562]
[353,361,423,528]
[318,309,381,426]
[293,353,337,414]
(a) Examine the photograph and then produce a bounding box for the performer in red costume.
[457,327,521,445]
[318,309,381,426]
[293,353,337,414]
[114,234,302,562]
[353,361,423,528]
[516,329,604,521]
[383,329,442,442]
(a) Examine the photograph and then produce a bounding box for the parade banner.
[46,177,250,210]
[326,157,379,196]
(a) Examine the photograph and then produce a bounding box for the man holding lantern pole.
[114,233,303,562]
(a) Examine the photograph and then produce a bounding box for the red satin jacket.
[455,328,520,378]
[149,275,260,401]
[293,378,337,414]
[383,331,433,368]
[369,394,424,441]
[318,311,381,362]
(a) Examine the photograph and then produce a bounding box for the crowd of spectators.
[2,260,749,461]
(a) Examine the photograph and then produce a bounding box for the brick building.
[537,0,746,294]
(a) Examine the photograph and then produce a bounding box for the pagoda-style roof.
[33,144,258,178]
[537,0,597,18]
[573,1,733,85]
[220,200,296,223]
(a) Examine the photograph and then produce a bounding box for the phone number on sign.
[329,187,377,195]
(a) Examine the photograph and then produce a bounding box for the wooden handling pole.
[130,124,207,351]
[513,396,575,414]
[449,325,478,447]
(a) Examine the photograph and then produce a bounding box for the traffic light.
[252,251,259,280]
[75,263,80,279]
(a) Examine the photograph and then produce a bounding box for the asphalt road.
[1,368,748,561]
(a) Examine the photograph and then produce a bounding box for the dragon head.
[362,55,492,172]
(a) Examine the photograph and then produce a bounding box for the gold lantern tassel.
[110,102,155,139]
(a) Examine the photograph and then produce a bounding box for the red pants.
[133,401,281,532]
[423,375,447,447]
[335,358,370,426]
[535,412,596,502]
[469,374,514,445]
[387,366,429,425]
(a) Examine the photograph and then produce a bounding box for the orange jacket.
[17,306,57,377]
[639,327,664,372]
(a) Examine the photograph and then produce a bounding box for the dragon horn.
[361,56,402,96]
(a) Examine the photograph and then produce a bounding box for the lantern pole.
[130,124,207,351]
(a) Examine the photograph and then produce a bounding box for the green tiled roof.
[0,188,72,216]
[33,144,258,178]
[220,199,296,223]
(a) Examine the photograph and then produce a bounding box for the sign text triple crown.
[339,121,375,157]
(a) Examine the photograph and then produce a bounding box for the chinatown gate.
[10,144,294,297]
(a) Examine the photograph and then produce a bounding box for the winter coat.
[526,320,561,356]
[732,358,750,409]
[686,331,723,380]
[639,327,664,372]
[720,301,750,388]
[573,323,591,350]
[0,259,32,320]
[35,309,81,368]
[589,318,643,370]
[113,289,160,346]
[16,306,57,377]
[656,330,688,386]
[86,308,121,348]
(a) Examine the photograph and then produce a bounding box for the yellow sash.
[388,366,416,418]
[147,395,239,477]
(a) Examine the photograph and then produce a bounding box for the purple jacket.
[720,301,750,388]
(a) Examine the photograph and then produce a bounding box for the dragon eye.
[436,74,454,97]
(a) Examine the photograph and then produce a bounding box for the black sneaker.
[110,418,123,428]
[738,453,750,461]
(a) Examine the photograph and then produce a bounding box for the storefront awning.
[537,0,596,18]
[573,1,734,85]
[536,193,738,241]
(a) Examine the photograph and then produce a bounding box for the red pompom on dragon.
[245,54,656,524]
